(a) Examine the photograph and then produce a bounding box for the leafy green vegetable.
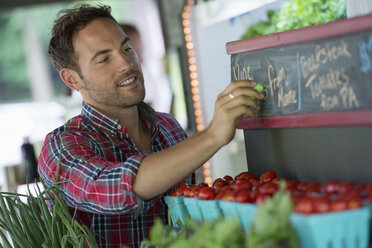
[142,181,300,248]
[0,182,99,248]
[240,0,346,39]
[141,217,246,248]
[0,150,99,248]
[240,10,279,40]
[246,181,300,248]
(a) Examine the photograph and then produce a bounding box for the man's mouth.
[117,76,136,87]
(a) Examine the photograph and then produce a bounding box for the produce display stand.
[164,13,372,248]
[226,13,372,184]
[224,13,372,247]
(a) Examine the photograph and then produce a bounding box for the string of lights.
[181,0,212,185]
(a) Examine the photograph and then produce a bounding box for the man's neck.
[124,107,152,153]
[110,104,152,153]
[84,101,152,152]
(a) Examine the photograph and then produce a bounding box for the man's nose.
[117,51,133,71]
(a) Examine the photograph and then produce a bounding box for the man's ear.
[60,68,83,91]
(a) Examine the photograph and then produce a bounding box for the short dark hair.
[48,4,118,73]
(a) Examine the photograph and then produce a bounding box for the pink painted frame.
[226,13,372,55]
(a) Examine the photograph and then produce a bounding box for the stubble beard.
[81,72,146,108]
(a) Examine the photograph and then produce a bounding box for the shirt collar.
[81,101,157,135]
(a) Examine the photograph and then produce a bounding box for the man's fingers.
[218,80,265,107]
[227,104,257,120]
[228,87,265,102]
[221,80,257,94]
[222,94,260,112]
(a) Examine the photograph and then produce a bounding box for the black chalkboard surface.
[226,14,372,183]
[231,27,372,117]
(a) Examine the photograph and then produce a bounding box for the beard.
[80,69,146,108]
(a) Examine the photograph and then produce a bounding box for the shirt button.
[117,124,122,130]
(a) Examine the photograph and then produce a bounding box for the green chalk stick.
[250,83,264,99]
[253,83,264,93]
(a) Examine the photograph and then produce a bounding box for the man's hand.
[207,80,265,146]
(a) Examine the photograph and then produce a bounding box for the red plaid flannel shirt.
[38,101,194,248]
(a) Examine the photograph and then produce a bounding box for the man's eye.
[123,47,132,52]
[98,57,109,63]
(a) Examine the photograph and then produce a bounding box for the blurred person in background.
[120,23,173,113]
[38,4,263,247]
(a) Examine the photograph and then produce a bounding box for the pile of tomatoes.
[170,171,372,215]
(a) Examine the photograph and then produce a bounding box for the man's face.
[72,18,145,113]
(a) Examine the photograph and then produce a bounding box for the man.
[38,4,264,248]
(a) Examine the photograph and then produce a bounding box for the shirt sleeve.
[38,131,151,216]
[156,113,195,193]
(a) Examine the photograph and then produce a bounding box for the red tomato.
[198,182,209,189]
[222,191,237,202]
[297,182,309,191]
[189,187,200,198]
[258,182,279,196]
[235,190,252,203]
[213,178,224,184]
[235,190,258,203]
[339,181,354,194]
[291,193,304,206]
[271,178,281,184]
[312,195,330,213]
[294,197,313,214]
[366,183,372,196]
[347,197,363,209]
[298,182,321,195]
[285,186,298,194]
[223,175,234,182]
[355,183,367,192]
[229,179,236,185]
[321,180,342,194]
[235,172,256,181]
[255,193,270,204]
[214,190,226,200]
[212,179,229,190]
[259,171,277,183]
[183,187,192,197]
[341,189,362,201]
[286,179,300,189]
[174,183,187,196]
[249,191,258,203]
[234,180,252,191]
[306,182,321,194]
[330,198,348,212]
[221,185,234,193]
[250,179,262,191]
[198,187,215,200]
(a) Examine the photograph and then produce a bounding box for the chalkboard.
[231,28,372,117]
[226,14,372,183]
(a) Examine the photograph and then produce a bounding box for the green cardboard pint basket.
[290,207,370,248]
[367,203,372,240]
[198,199,222,221]
[164,196,189,227]
[183,197,203,222]
[219,200,239,220]
[235,202,257,232]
